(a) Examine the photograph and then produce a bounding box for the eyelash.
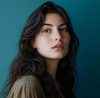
[42,27,68,33]
[42,29,51,33]
[59,27,68,32]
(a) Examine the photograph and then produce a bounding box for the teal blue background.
[0,0,100,98]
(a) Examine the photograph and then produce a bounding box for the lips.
[52,44,64,50]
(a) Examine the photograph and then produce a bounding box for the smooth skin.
[32,13,71,79]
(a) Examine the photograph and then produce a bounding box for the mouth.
[51,44,64,51]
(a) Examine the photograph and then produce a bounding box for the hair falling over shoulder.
[2,1,79,98]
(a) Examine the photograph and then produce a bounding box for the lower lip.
[53,47,64,51]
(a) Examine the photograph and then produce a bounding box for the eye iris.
[63,28,67,32]
[60,28,67,32]
[43,29,51,33]
[46,29,50,32]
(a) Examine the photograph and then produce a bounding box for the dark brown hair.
[2,1,79,98]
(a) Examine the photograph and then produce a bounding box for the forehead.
[43,13,66,26]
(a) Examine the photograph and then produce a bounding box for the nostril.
[53,29,62,41]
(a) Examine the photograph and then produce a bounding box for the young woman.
[4,1,79,98]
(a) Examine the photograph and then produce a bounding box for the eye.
[59,27,68,32]
[42,28,52,33]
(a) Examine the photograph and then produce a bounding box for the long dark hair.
[5,1,79,98]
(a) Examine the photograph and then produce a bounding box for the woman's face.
[32,13,71,60]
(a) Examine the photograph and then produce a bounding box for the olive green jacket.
[7,75,45,98]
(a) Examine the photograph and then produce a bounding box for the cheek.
[35,37,51,56]
[63,33,71,43]
[41,36,52,44]
[36,36,51,49]
[44,35,52,42]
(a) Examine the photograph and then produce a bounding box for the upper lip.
[52,44,64,49]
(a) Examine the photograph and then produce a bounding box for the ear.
[31,39,37,48]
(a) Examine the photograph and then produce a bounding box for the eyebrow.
[43,23,53,26]
[59,23,67,27]
[42,23,67,27]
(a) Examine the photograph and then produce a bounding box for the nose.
[53,29,62,41]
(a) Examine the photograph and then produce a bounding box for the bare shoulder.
[7,75,45,98]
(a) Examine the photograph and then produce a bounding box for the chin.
[52,55,65,59]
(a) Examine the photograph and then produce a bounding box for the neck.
[45,59,59,80]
